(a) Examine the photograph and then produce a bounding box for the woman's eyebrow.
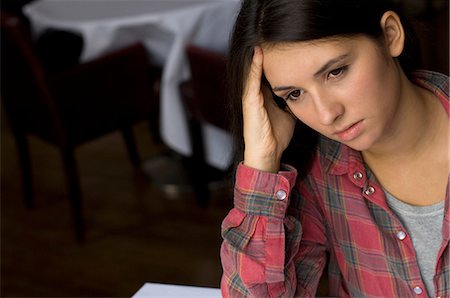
[313,53,350,77]
[272,86,297,92]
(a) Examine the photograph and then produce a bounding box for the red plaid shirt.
[220,70,449,297]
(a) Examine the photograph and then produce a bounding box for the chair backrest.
[36,28,83,74]
[185,45,229,130]
[48,42,156,146]
[1,12,64,144]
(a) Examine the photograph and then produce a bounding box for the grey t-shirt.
[385,191,445,297]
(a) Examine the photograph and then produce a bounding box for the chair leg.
[121,126,140,167]
[61,148,85,243]
[185,119,210,207]
[13,130,34,209]
[148,114,162,145]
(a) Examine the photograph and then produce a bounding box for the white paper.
[132,283,222,298]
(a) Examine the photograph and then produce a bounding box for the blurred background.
[1,0,448,297]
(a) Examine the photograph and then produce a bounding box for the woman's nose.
[314,95,344,126]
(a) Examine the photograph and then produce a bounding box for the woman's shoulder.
[412,70,449,96]
[412,69,449,116]
[412,69,448,81]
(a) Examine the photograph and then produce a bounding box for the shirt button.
[353,171,363,181]
[413,286,423,295]
[364,186,375,195]
[276,190,287,200]
[396,230,407,240]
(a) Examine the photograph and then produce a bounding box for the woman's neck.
[361,72,448,205]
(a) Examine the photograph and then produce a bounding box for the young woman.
[220,0,449,297]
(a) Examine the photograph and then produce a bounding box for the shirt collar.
[319,70,450,236]
[319,137,358,176]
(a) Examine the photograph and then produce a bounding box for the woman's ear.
[380,11,405,58]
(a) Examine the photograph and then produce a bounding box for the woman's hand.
[242,47,296,172]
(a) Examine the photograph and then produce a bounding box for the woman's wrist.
[243,153,281,173]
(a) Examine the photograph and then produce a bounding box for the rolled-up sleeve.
[221,163,299,297]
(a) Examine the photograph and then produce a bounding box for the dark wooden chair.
[183,45,229,131]
[180,44,231,206]
[0,12,161,242]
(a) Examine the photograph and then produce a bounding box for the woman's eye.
[286,89,303,101]
[328,66,347,79]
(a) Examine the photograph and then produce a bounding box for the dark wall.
[399,0,449,75]
[1,0,34,15]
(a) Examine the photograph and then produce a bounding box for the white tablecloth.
[23,0,239,170]
[132,282,221,298]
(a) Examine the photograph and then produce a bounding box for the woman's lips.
[335,120,363,142]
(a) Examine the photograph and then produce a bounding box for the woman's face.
[263,36,402,151]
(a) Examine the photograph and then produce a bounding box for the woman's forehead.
[262,40,347,63]
[262,36,377,83]
[261,36,379,62]
[262,35,370,52]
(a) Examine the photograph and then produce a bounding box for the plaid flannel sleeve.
[220,162,299,297]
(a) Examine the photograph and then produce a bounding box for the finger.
[243,47,263,101]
